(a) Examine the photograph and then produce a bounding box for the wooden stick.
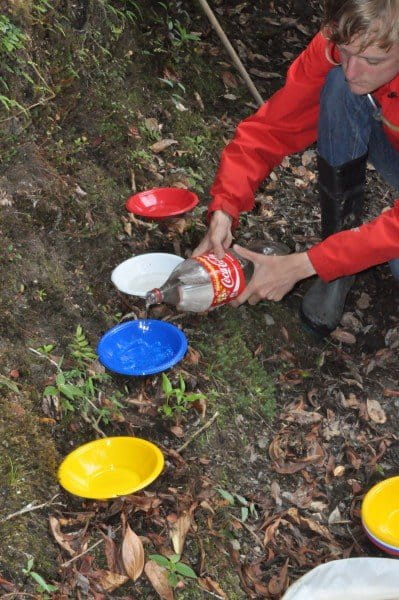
[176,411,219,453]
[0,494,60,524]
[196,0,264,106]
[61,539,103,568]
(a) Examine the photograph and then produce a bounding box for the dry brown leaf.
[170,425,185,438]
[356,292,371,309]
[150,139,178,153]
[49,516,77,556]
[185,346,201,365]
[284,409,322,425]
[383,388,399,397]
[167,217,190,235]
[249,68,282,79]
[124,493,162,512]
[122,524,145,581]
[288,508,333,540]
[366,397,386,423]
[333,465,345,477]
[169,511,192,555]
[101,532,121,573]
[268,558,289,597]
[144,117,160,132]
[345,447,362,470]
[194,91,204,110]
[91,570,129,593]
[263,517,282,546]
[123,220,132,236]
[145,560,174,600]
[331,328,356,344]
[198,576,227,598]
[221,71,238,88]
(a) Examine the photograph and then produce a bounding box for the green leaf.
[43,385,58,396]
[56,373,65,385]
[240,506,249,523]
[149,554,170,567]
[0,376,19,393]
[59,383,83,400]
[174,562,197,578]
[168,572,179,587]
[217,488,235,505]
[29,570,57,592]
[162,373,173,397]
[235,493,248,506]
[169,554,181,564]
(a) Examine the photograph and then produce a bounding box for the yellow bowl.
[58,436,164,500]
[361,476,399,548]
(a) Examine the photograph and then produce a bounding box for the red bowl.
[125,187,199,219]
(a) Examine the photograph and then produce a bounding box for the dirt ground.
[0,1,398,598]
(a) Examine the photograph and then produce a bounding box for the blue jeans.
[317,67,399,279]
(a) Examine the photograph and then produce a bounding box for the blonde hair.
[323,0,399,50]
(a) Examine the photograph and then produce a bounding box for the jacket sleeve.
[208,31,334,225]
[308,200,399,280]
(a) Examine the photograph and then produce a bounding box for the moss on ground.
[0,388,59,581]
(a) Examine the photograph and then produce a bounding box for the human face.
[338,36,399,94]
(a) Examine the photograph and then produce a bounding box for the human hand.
[231,245,316,305]
[192,210,233,259]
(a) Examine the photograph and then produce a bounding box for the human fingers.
[192,236,212,257]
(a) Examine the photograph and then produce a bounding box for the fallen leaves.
[122,524,145,581]
[331,328,357,344]
[150,139,178,153]
[144,560,174,600]
[366,397,387,423]
[169,511,193,555]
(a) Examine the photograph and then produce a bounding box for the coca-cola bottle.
[145,241,290,312]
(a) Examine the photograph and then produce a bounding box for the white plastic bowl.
[111,252,184,297]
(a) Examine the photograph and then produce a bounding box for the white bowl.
[111,253,184,297]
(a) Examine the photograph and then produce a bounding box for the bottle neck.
[146,288,163,306]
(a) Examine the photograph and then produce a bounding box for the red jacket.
[208,31,399,281]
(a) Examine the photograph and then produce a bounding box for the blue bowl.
[97,319,188,376]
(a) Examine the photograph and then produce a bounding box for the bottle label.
[194,252,245,307]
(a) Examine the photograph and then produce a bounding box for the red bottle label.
[194,252,246,307]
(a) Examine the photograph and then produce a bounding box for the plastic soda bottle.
[145,241,290,312]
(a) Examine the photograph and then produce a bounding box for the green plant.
[22,558,58,596]
[0,94,27,113]
[35,289,47,302]
[138,120,162,143]
[0,375,19,394]
[36,343,55,356]
[69,325,97,366]
[149,554,197,587]
[158,77,188,110]
[170,21,201,48]
[217,488,258,523]
[0,15,26,55]
[41,326,123,427]
[7,456,20,486]
[159,373,205,419]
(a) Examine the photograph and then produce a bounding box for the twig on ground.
[28,347,60,369]
[60,539,103,568]
[0,494,61,524]
[176,411,219,453]
[198,588,226,600]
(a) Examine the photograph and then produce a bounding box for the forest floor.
[0,1,398,598]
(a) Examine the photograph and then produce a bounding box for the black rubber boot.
[300,153,367,337]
